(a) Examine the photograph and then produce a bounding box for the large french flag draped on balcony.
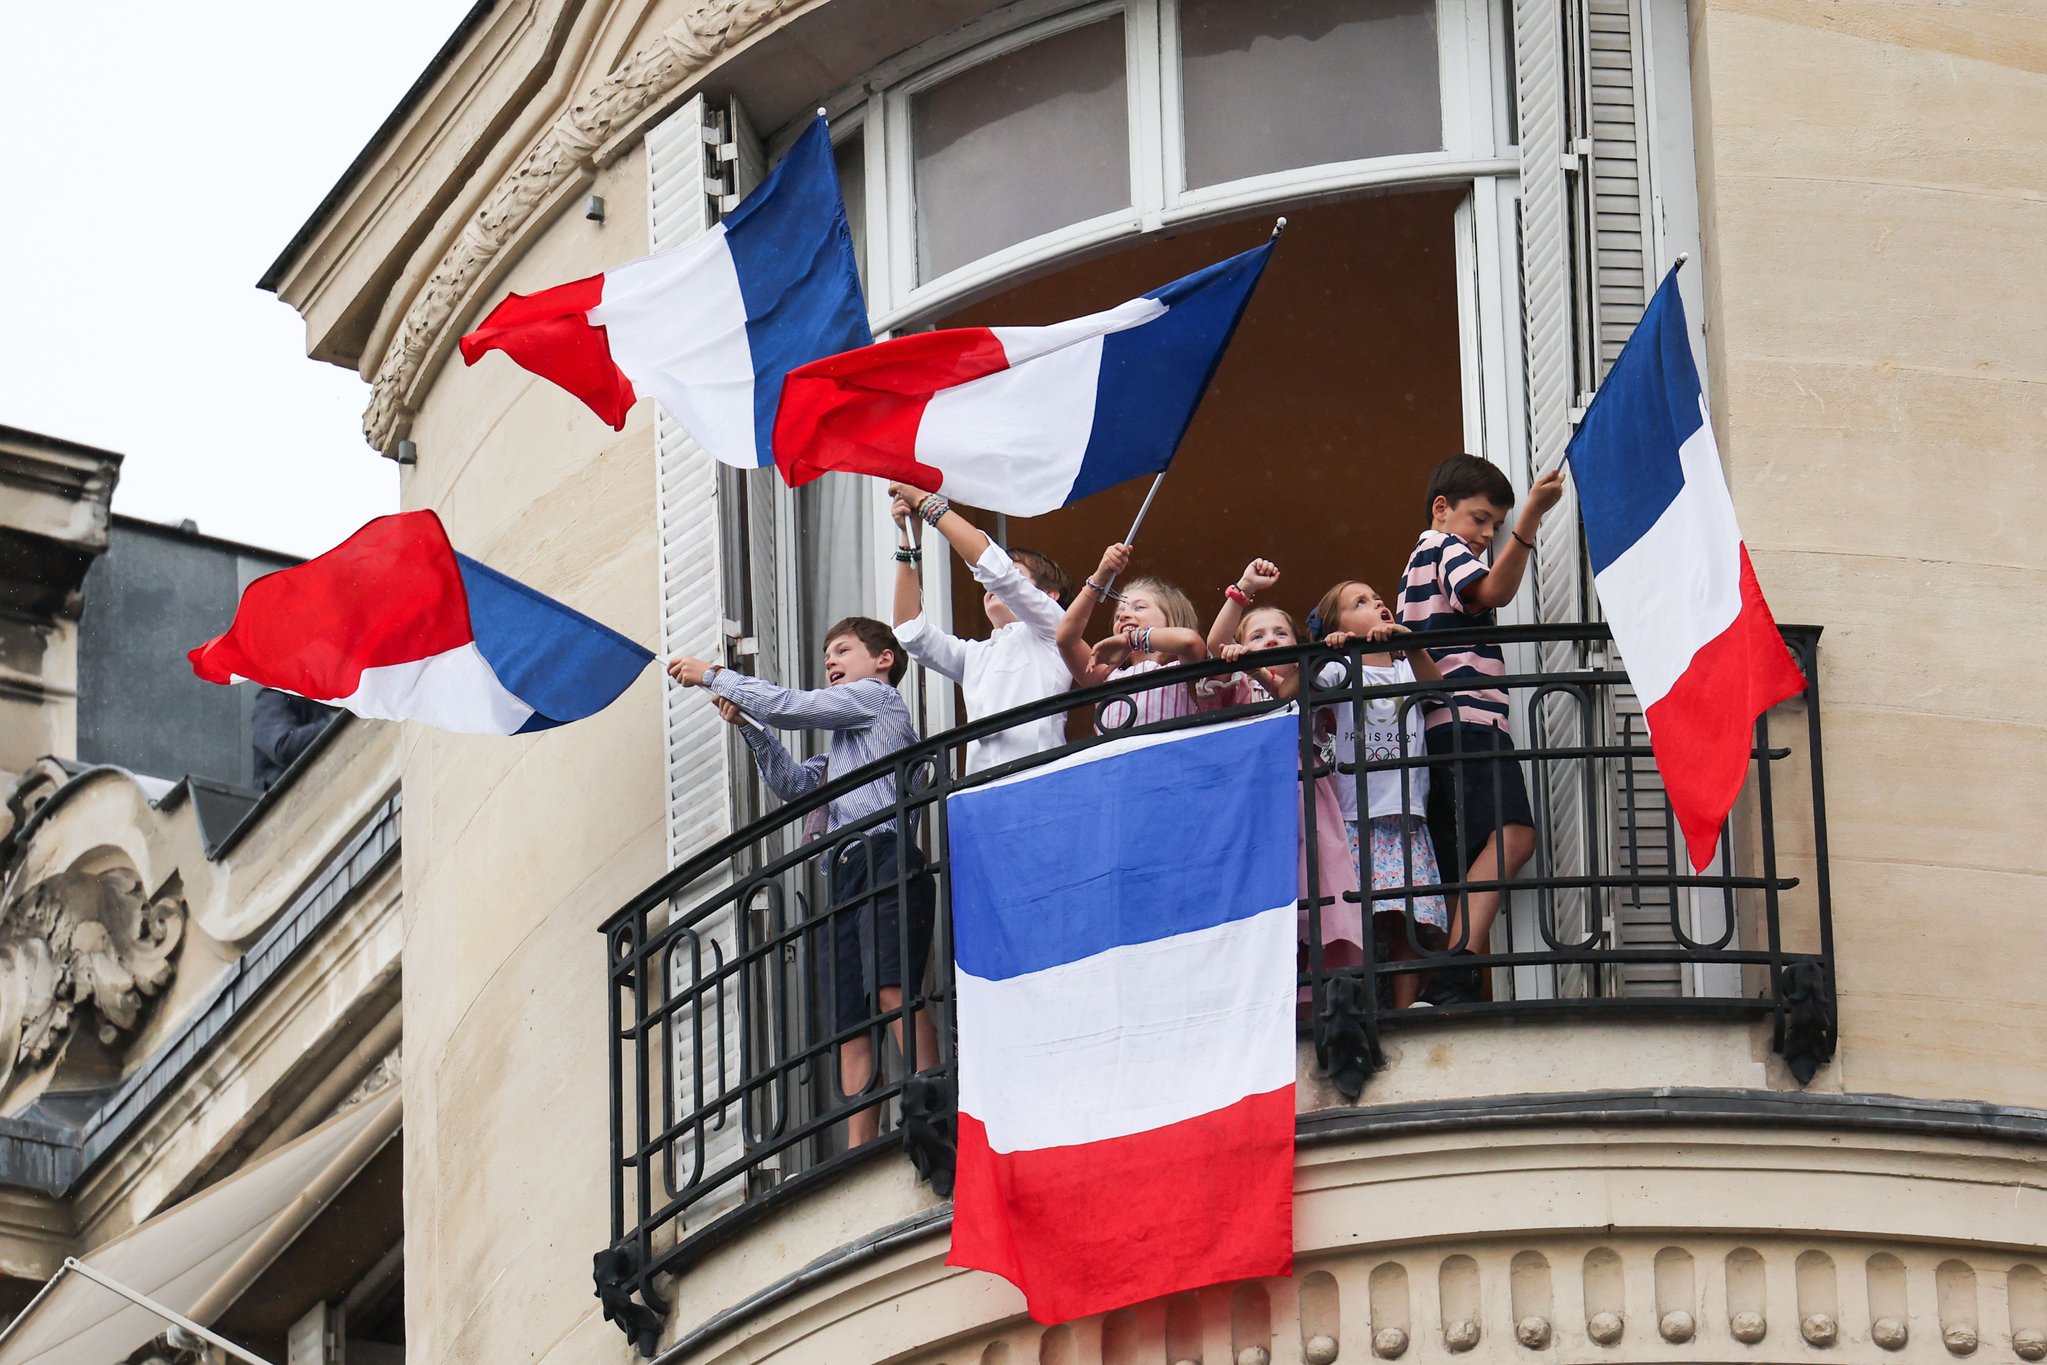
[457,116,869,468]
[1566,268,1805,870]
[946,712,1298,1323]
[773,241,1273,516]
[188,512,651,735]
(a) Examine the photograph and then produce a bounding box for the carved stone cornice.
[361,0,801,455]
[0,867,184,1093]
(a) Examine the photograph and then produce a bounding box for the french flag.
[1567,268,1806,870]
[774,240,1273,516]
[188,512,652,735]
[946,713,1298,1323]
[457,116,869,468]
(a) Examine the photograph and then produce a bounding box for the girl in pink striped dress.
[1202,560,1365,990]
[1056,541,1208,730]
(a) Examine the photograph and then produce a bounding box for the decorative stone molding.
[334,1045,402,1117]
[0,867,183,1090]
[360,0,801,455]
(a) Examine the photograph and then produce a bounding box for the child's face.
[1239,609,1297,652]
[1433,494,1511,552]
[1113,592,1168,634]
[984,563,1037,631]
[1335,583,1394,634]
[823,634,892,687]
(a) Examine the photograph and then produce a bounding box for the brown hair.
[1007,547,1072,607]
[1119,576,1198,631]
[824,616,908,686]
[1422,453,1515,521]
[1310,581,1365,642]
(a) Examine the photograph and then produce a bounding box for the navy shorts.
[1424,721,1534,873]
[823,832,936,1037]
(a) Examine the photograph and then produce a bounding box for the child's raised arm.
[1462,466,1567,611]
[1204,558,1281,657]
[1057,543,1130,684]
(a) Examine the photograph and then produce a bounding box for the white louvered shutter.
[647,93,750,1222]
[1522,0,1706,996]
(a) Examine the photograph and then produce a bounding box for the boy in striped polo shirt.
[1398,454,1565,1005]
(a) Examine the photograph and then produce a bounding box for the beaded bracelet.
[893,548,923,564]
[917,492,951,527]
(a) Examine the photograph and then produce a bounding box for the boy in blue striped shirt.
[1397,454,1565,1005]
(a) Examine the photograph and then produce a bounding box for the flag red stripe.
[186,512,475,699]
[772,326,1012,488]
[458,274,638,430]
[1643,545,1807,870]
[948,1087,1294,1324]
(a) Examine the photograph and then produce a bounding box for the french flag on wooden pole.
[188,512,651,735]
[457,115,869,468]
[774,239,1273,516]
[1567,266,1805,870]
[945,712,1298,1323]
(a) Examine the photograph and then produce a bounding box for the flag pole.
[1102,214,1287,589]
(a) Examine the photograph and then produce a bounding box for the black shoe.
[1419,949,1483,1007]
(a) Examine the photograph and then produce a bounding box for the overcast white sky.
[2,2,476,556]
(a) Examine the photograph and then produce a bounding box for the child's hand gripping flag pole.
[457,114,870,470]
[773,221,1282,534]
[1565,259,1806,870]
[188,512,652,735]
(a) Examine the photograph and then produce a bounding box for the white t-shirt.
[1317,658,1430,822]
[896,542,1071,772]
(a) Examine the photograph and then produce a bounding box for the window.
[910,18,1131,280]
[1177,0,1443,189]
[834,131,869,288]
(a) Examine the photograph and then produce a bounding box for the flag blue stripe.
[1062,241,1272,506]
[724,116,874,468]
[456,555,653,729]
[947,712,1299,981]
[1566,270,1703,575]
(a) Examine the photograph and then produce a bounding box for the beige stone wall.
[397,140,665,1365]
[1688,0,2047,1109]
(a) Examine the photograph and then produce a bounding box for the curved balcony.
[595,624,1832,1355]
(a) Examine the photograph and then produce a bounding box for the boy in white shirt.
[887,481,1072,773]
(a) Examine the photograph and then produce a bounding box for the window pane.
[912,20,1130,281]
[1179,0,1441,190]
[834,133,868,290]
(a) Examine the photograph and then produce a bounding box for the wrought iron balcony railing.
[595,624,1832,1354]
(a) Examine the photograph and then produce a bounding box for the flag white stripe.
[921,333,1106,515]
[336,642,535,735]
[956,904,1296,1154]
[1588,411,1745,709]
[589,224,759,468]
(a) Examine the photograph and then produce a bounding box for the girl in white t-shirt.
[1309,580,1451,1006]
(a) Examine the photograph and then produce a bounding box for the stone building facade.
[7,2,2038,1364]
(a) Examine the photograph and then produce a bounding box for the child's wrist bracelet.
[894,548,922,563]
[1513,528,1536,551]
[1225,584,1253,606]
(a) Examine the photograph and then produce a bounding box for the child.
[1397,454,1566,1005]
[1055,542,1207,727]
[885,481,1072,773]
[1202,560,1364,991]
[667,618,937,1148]
[1308,579,1451,1007]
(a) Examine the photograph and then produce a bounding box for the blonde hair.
[1237,604,1300,645]
[1120,575,1199,631]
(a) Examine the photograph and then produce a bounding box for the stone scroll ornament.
[0,868,184,1090]
[362,0,802,455]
